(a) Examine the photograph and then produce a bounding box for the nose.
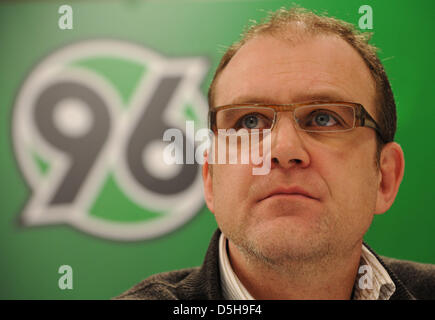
[270,113,310,169]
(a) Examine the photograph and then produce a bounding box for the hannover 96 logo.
[13,40,209,241]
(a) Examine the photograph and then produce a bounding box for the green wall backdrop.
[0,0,434,299]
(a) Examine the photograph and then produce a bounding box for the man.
[116,7,435,300]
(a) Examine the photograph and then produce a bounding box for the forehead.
[214,34,376,115]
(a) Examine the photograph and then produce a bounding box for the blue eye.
[243,115,259,129]
[314,113,336,126]
[235,113,271,130]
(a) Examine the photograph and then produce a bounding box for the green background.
[0,0,434,299]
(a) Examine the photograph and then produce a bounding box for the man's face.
[204,33,382,263]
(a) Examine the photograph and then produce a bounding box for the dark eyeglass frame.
[208,101,386,142]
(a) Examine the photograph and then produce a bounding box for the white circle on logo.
[53,98,93,138]
[143,140,182,180]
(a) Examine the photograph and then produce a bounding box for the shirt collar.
[218,233,396,300]
[218,233,255,300]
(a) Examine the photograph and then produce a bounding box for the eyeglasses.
[209,101,385,141]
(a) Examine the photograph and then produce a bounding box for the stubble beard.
[220,206,347,275]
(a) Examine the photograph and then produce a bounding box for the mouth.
[259,186,319,202]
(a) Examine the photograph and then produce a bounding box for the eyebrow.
[227,91,352,105]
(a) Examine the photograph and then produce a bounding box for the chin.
[241,215,334,263]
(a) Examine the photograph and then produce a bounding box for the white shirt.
[218,233,396,300]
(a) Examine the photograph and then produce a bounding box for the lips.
[259,186,319,202]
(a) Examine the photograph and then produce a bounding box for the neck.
[227,239,362,300]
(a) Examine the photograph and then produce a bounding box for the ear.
[374,142,405,214]
[202,151,214,213]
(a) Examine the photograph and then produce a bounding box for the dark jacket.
[115,229,435,300]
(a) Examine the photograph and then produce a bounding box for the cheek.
[212,164,253,216]
[307,139,379,246]
[309,137,379,217]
